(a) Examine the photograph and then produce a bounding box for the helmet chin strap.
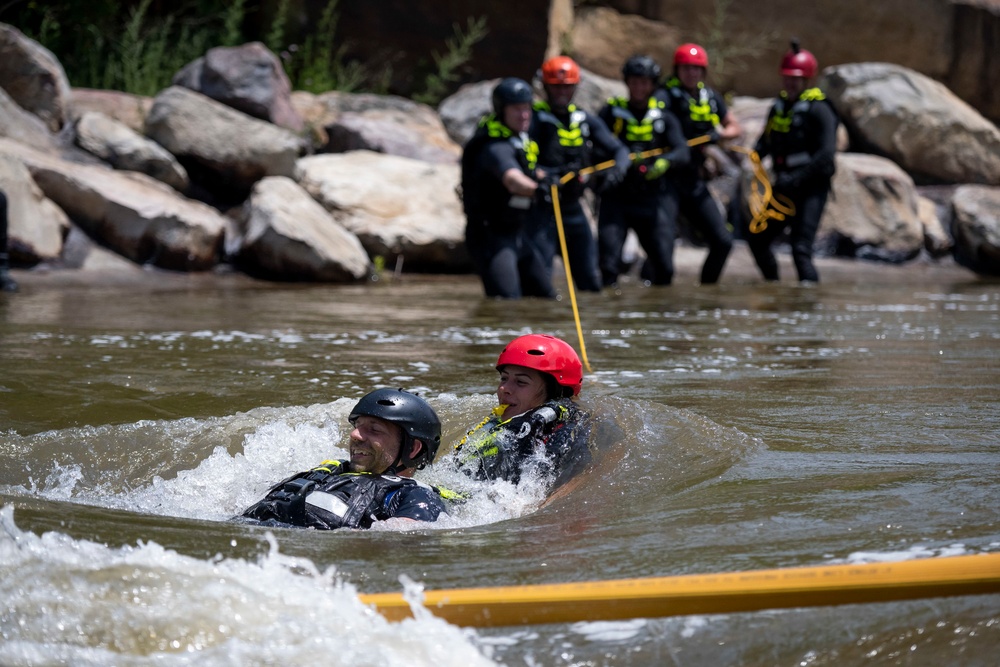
[385,436,418,475]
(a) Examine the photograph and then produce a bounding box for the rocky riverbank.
[1,17,999,287]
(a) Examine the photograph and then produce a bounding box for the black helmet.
[349,388,441,470]
[492,77,534,116]
[622,55,662,82]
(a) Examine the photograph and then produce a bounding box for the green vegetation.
[5,1,485,104]
[694,0,777,86]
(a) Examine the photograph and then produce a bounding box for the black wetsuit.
[241,459,449,529]
[658,78,734,284]
[597,96,691,286]
[454,399,591,490]
[461,114,554,299]
[529,101,630,292]
[750,87,839,282]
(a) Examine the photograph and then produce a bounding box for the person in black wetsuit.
[452,333,591,491]
[461,77,554,299]
[658,43,742,285]
[0,189,17,293]
[241,388,456,530]
[529,56,630,293]
[597,55,691,287]
[749,40,839,283]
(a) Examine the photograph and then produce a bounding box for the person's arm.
[754,105,776,158]
[483,141,539,197]
[383,484,447,522]
[714,96,742,143]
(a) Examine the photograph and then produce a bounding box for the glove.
[706,128,722,144]
[603,160,629,189]
[534,172,559,204]
[644,158,670,180]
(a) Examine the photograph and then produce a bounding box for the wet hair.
[544,374,573,400]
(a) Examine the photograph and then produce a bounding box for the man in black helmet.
[597,55,690,287]
[241,389,454,529]
[460,77,555,299]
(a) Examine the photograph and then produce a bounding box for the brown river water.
[1,245,998,665]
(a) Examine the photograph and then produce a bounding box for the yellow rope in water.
[550,183,593,373]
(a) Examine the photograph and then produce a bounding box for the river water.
[1,251,998,666]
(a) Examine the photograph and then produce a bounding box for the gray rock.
[75,111,189,191]
[0,23,72,132]
[145,86,305,198]
[0,138,226,271]
[818,153,924,262]
[234,176,370,282]
[951,184,1000,276]
[0,85,59,153]
[823,63,1000,185]
[294,150,468,271]
[173,42,304,133]
[0,151,68,263]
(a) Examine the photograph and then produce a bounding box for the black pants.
[0,189,8,252]
[530,200,601,293]
[598,189,678,286]
[677,177,733,284]
[746,182,830,282]
[465,221,555,299]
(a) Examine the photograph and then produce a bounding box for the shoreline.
[4,241,988,292]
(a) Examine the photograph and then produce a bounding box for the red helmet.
[541,56,581,85]
[780,40,818,78]
[674,43,709,68]
[496,334,583,396]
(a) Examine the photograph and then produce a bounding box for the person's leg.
[597,196,628,287]
[527,206,557,286]
[788,186,830,283]
[0,190,17,293]
[560,206,601,292]
[466,223,522,298]
[745,217,786,282]
[687,181,733,284]
[518,233,557,299]
[634,193,676,285]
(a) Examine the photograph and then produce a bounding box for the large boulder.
[821,63,1000,185]
[70,88,153,134]
[569,5,681,81]
[292,90,460,162]
[75,111,189,191]
[817,153,925,263]
[233,176,370,282]
[0,138,226,271]
[294,150,468,272]
[0,85,59,153]
[173,42,304,133]
[0,152,68,264]
[0,23,72,132]
[951,184,1000,276]
[438,80,495,146]
[594,1,1000,123]
[145,86,305,202]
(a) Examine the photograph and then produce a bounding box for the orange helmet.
[674,43,709,68]
[541,56,581,85]
[780,40,818,78]
[496,334,583,396]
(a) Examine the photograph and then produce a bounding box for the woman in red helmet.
[658,43,741,285]
[748,40,839,283]
[453,333,591,488]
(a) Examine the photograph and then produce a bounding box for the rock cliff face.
[590,0,1000,123]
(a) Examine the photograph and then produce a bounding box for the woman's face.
[497,364,549,419]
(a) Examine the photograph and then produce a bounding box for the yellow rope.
[729,145,795,234]
[550,183,593,373]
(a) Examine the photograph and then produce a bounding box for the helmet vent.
[376,399,396,406]
[527,349,545,355]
